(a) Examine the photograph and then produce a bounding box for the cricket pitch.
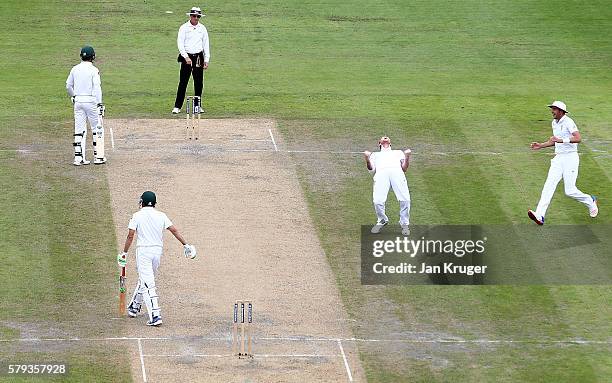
[105,118,364,382]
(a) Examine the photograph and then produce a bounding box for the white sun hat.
[547,101,568,113]
[186,7,205,17]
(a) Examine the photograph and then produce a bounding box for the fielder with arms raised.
[364,136,412,235]
[117,191,196,326]
[528,101,598,225]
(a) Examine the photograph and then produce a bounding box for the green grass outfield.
[1,0,610,382]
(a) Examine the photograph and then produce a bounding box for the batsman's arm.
[93,70,102,105]
[66,69,75,97]
[122,229,135,253]
[167,225,187,246]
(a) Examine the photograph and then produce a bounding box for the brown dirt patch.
[106,118,364,382]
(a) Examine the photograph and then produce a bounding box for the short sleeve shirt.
[128,207,173,247]
[370,149,405,171]
[552,115,578,154]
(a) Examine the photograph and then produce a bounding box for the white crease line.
[144,354,232,358]
[338,339,354,382]
[2,147,607,156]
[1,336,609,345]
[258,336,340,342]
[0,336,172,342]
[286,150,363,154]
[268,129,278,152]
[110,127,115,149]
[120,138,271,142]
[346,338,612,345]
[138,338,147,383]
[2,336,610,345]
[111,148,274,153]
[144,353,337,358]
[252,354,336,358]
[253,336,612,345]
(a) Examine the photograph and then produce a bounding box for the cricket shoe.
[147,316,163,326]
[401,224,410,236]
[93,157,107,165]
[127,303,141,318]
[172,107,180,114]
[527,210,544,225]
[73,159,91,166]
[371,220,388,234]
[589,195,599,218]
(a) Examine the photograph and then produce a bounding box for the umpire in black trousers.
[173,7,210,114]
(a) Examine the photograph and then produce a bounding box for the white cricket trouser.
[73,101,99,160]
[131,246,162,321]
[373,168,411,225]
[535,152,594,218]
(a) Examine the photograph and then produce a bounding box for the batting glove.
[183,244,197,259]
[71,96,75,104]
[117,252,127,267]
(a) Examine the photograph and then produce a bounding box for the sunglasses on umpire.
[190,14,201,18]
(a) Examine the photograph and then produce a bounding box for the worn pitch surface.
[106,118,363,382]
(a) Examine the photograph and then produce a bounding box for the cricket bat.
[119,266,126,315]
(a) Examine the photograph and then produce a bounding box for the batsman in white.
[65,45,106,165]
[364,136,412,235]
[117,191,197,326]
[528,101,598,225]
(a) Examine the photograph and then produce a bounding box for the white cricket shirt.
[65,61,102,103]
[177,21,210,62]
[552,115,578,154]
[128,207,173,247]
[370,148,405,171]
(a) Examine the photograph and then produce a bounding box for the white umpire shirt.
[552,115,578,154]
[370,149,405,173]
[128,207,173,248]
[177,21,210,63]
[65,61,102,104]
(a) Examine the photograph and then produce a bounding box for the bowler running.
[528,101,598,225]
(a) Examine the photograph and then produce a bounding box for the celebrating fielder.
[528,101,599,225]
[65,45,106,165]
[117,191,197,326]
[364,136,412,235]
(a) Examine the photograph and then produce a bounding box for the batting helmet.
[80,46,95,61]
[140,191,156,207]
